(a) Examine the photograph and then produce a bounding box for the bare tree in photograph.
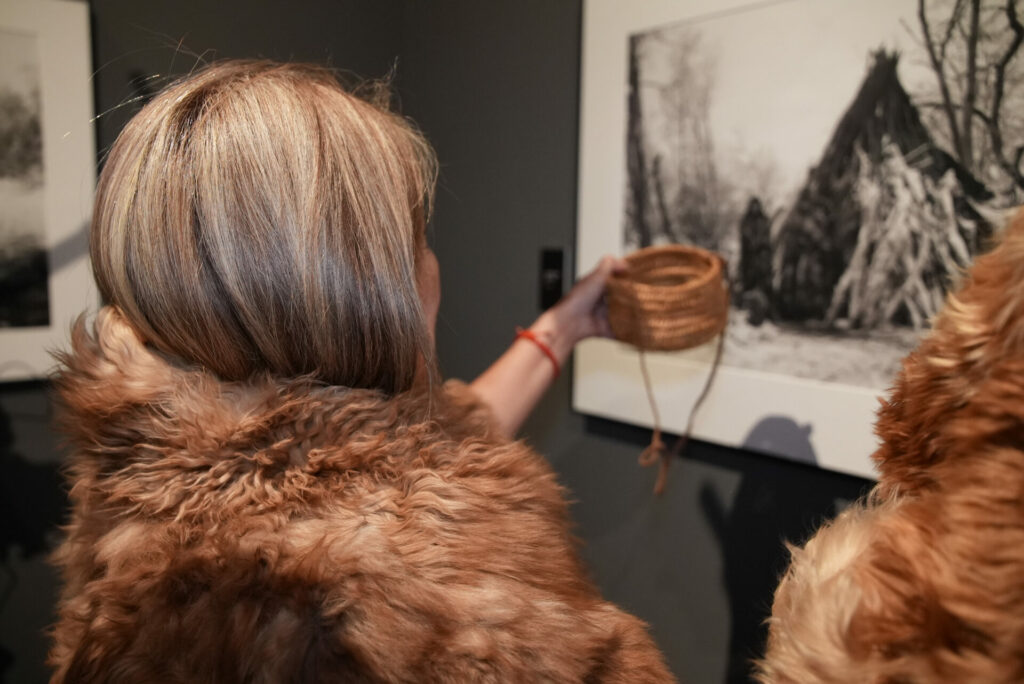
[624,28,734,252]
[625,34,654,249]
[656,30,727,251]
[913,0,1024,203]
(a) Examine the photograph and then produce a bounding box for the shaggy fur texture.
[758,208,1024,683]
[49,308,673,683]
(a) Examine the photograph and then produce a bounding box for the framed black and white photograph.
[0,0,95,381]
[575,0,1022,478]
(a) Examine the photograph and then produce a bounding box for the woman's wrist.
[527,306,585,363]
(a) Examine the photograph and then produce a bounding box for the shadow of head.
[742,416,816,466]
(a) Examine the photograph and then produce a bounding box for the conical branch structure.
[767,51,992,329]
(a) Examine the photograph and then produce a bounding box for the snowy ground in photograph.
[722,309,923,391]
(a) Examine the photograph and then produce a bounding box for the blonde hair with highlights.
[91,60,437,393]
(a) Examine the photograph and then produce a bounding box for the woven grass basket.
[607,244,729,351]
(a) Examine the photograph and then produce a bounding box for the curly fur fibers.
[758,209,1024,683]
[49,307,673,683]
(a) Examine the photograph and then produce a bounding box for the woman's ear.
[416,245,441,345]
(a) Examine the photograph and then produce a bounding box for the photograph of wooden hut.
[624,0,1022,388]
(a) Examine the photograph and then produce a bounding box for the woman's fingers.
[551,255,626,343]
[568,256,627,310]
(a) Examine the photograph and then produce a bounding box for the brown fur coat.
[49,308,672,683]
[758,209,1024,683]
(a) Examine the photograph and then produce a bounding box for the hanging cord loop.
[636,332,727,495]
[606,245,730,495]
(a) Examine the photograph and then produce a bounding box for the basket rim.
[610,244,722,295]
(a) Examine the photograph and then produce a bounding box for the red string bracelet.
[515,326,560,379]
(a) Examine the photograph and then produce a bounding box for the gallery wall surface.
[0,2,872,683]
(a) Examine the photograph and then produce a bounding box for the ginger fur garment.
[49,308,673,683]
[758,208,1024,683]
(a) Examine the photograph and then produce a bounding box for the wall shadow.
[583,414,872,682]
[741,415,816,466]
[701,419,868,683]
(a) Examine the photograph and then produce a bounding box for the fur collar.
[53,306,497,524]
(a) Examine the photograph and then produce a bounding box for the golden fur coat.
[758,209,1024,683]
[49,308,672,683]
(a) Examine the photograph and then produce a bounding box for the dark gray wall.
[0,383,62,684]
[0,2,871,682]
[90,0,403,155]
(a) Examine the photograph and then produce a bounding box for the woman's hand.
[527,255,629,360]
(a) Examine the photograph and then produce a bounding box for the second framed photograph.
[0,0,96,381]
